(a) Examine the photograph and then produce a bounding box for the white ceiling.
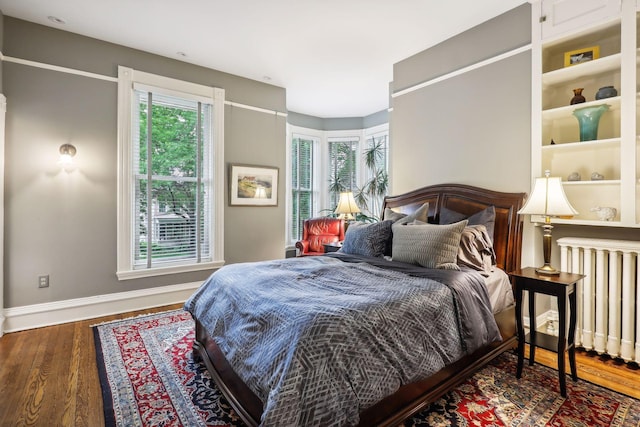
[0,0,527,118]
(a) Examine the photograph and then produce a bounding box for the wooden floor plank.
[0,304,638,426]
[15,326,58,426]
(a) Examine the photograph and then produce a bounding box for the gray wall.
[390,4,532,197]
[288,109,388,131]
[2,17,287,307]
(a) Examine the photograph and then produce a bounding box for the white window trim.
[116,66,225,280]
[286,126,322,246]
[286,125,389,247]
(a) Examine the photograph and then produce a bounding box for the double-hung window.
[290,134,316,243]
[327,137,359,208]
[117,66,225,279]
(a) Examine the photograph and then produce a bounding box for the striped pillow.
[392,220,468,269]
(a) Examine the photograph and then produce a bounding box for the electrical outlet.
[38,275,49,288]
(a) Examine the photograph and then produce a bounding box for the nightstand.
[509,267,585,397]
[323,242,342,253]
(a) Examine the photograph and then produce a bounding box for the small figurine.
[567,172,581,181]
[591,172,604,181]
[591,206,616,221]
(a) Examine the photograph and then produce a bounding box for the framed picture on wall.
[229,164,279,206]
[564,46,600,67]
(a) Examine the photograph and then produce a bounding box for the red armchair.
[295,217,345,256]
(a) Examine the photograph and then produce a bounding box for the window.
[361,130,389,218]
[117,66,225,279]
[287,125,389,246]
[290,135,316,242]
[327,137,359,208]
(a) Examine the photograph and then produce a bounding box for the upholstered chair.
[295,217,345,256]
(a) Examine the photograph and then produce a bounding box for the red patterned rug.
[93,310,640,426]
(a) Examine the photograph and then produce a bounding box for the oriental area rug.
[93,310,640,427]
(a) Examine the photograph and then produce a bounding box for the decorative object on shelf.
[567,172,581,181]
[590,206,617,221]
[564,45,600,67]
[550,139,555,145]
[590,172,604,181]
[595,86,617,100]
[572,104,609,141]
[570,88,585,105]
[518,170,578,275]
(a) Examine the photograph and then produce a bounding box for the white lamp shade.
[335,192,361,215]
[518,175,578,217]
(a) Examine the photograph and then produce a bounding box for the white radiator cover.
[557,237,640,363]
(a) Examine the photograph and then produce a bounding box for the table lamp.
[518,170,578,275]
[335,191,360,221]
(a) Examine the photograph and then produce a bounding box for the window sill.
[117,260,225,281]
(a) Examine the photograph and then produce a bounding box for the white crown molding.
[2,281,202,334]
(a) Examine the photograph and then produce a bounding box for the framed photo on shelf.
[564,46,600,67]
[229,164,279,206]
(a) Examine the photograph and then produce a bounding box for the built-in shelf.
[563,179,621,185]
[542,97,621,120]
[531,1,639,227]
[542,52,621,87]
[542,137,621,149]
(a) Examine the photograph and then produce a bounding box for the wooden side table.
[509,267,585,397]
[323,242,342,253]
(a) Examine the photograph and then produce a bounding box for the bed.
[186,183,525,426]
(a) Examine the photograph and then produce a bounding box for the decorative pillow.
[439,206,496,243]
[383,208,407,222]
[341,220,393,258]
[457,224,495,276]
[392,202,429,226]
[392,220,468,269]
[385,203,430,256]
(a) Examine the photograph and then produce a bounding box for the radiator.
[557,237,640,363]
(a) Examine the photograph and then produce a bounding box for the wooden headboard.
[382,183,526,273]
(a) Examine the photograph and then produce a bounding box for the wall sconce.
[59,144,77,168]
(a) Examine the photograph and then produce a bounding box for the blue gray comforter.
[185,254,501,426]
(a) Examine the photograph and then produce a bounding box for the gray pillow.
[385,203,430,256]
[439,206,496,243]
[392,202,429,226]
[341,220,393,258]
[383,208,407,222]
[392,220,468,269]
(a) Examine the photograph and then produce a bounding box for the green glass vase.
[572,104,609,141]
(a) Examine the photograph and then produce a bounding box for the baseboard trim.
[523,309,556,334]
[2,281,202,334]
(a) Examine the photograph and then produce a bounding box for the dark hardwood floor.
[0,304,637,426]
[0,304,183,426]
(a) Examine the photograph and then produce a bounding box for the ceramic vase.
[572,104,609,141]
[570,88,586,105]
[595,86,617,100]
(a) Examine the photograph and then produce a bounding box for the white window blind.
[290,135,315,242]
[132,90,212,268]
[328,138,359,209]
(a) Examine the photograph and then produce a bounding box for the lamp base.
[535,264,560,275]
